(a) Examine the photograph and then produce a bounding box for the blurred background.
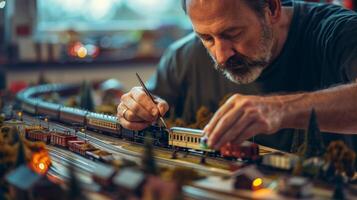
[0,0,356,96]
[0,0,191,93]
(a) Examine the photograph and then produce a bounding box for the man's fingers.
[123,94,157,122]
[131,87,159,115]
[117,87,170,131]
[156,99,169,116]
[232,121,264,146]
[204,101,234,136]
[212,112,254,149]
[117,102,145,122]
[207,106,243,148]
[124,109,146,122]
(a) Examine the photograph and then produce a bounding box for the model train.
[17,84,259,160]
[25,129,114,163]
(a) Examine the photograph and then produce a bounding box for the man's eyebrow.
[195,32,210,38]
[221,26,244,34]
[195,26,244,38]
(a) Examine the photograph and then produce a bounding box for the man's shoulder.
[295,1,357,22]
[291,1,357,48]
[168,33,205,55]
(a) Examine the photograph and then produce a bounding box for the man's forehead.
[187,0,253,34]
[186,0,251,22]
[186,0,244,13]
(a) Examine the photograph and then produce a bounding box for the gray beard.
[211,22,274,84]
[217,65,265,84]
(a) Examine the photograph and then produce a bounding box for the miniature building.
[113,168,146,198]
[92,164,117,188]
[233,166,265,191]
[262,152,299,170]
[6,165,42,196]
[5,165,62,200]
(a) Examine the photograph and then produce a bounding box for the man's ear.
[267,0,282,24]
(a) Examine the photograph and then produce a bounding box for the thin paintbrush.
[136,73,168,128]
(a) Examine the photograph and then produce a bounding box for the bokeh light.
[77,46,88,58]
[0,1,5,9]
[126,0,174,16]
[252,178,263,188]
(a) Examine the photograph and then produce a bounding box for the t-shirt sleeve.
[321,8,357,82]
[341,47,357,81]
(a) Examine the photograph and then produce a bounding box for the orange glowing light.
[252,178,263,188]
[39,162,45,170]
[30,151,51,174]
[77,46,88,58]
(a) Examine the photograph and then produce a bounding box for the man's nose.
[215,39,235,66]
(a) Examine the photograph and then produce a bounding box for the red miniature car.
[220,141,259,161]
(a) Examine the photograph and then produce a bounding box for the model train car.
[25,129,114,163]
[220,141,260,161]
[169,127,216,153]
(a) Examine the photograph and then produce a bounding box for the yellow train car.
[168,127,215,153]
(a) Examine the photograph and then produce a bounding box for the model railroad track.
[32,113,258,169]
[28,115,232,176]
[22,113,234,176]
[48,146,110,193]
[47,143,240,200]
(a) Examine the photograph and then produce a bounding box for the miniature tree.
[37,72,50,85]
[15,138,26,167]
[9,126,20,145]
[298,109,325,159]
[0,187,6,200]
[332,175,346,200]
[142,136,158,175]
[292,159,303,176]
[324,140,356,179]
[79,81,95,112]
[290,129,305,153]
[0,114,5,127]
[66,163,86,200]
[188,106,213,129]
[167,167,202,200]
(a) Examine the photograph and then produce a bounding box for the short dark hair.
[181,0,269,16]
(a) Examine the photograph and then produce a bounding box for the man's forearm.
[279,82,357,134]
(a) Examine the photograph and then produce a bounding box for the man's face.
[187,0,275,84]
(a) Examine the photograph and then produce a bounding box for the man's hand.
[204,94,284,150]
[117,87,169,130]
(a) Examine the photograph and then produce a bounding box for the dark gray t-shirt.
[147,1,357,151]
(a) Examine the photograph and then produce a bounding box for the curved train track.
[17,83,259,165]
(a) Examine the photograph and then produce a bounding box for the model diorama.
[0,82,356,199]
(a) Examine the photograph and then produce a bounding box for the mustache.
[218,52,269,69]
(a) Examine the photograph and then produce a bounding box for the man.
[118,0,357,152]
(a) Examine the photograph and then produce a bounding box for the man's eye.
[228,32,242,40]
[201,37,214,44]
